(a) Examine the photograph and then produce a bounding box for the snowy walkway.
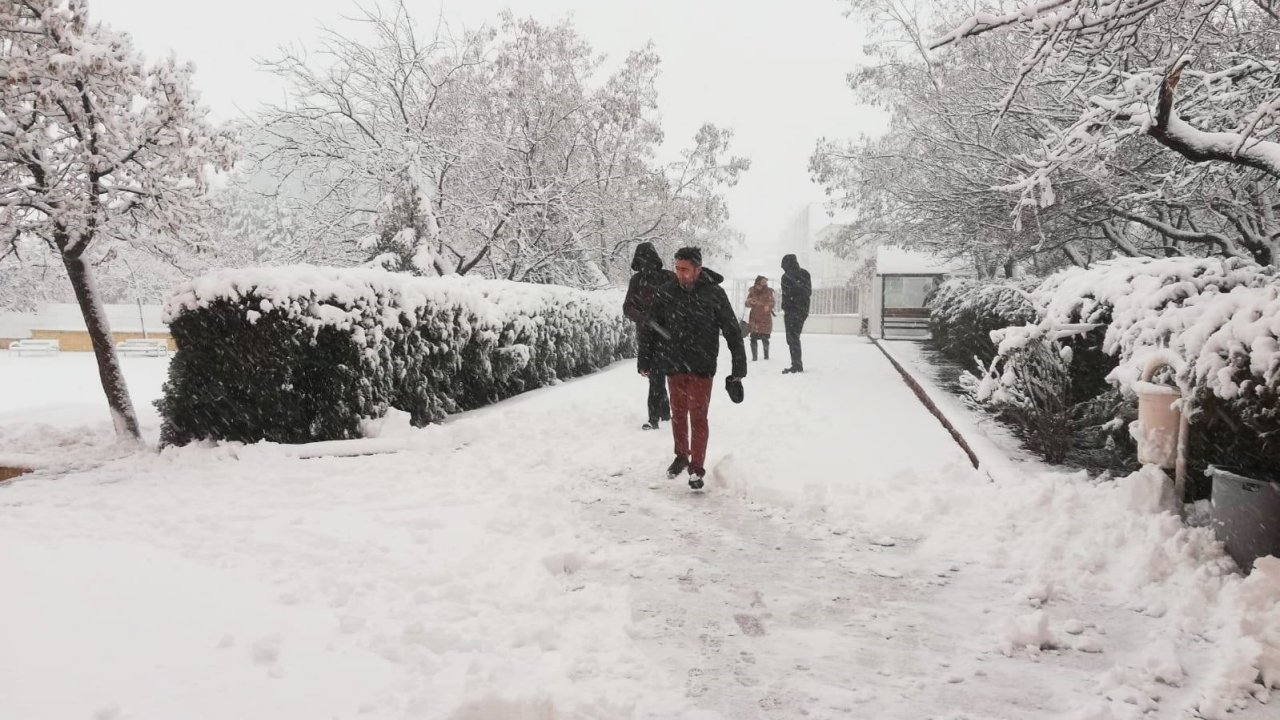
[0,338,1275,720]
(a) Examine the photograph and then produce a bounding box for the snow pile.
[1201,556,1280,717]
[924,462,1278,718]
[159,266,634,445]
[1122,462,1177,514]
[1000,609,1059,655]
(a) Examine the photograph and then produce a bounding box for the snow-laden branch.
[1150,61,1280,178]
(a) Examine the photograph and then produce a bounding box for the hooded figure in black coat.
[623,242,672,428]
[780,253,812,373]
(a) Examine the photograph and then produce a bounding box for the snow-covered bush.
[157,267,634,445]
[977,337,1075,462]
[977,257,1280,479]
[1116,282,1280,480]
[927,278,1039,368]
[995,257,1269,407]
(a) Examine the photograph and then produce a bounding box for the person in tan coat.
[744,275,776,362]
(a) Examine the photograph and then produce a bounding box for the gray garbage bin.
[1209,466,1280,574]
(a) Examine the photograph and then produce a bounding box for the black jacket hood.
[781,254,801,274]
[631,242,663,272]
[698,266,725,285]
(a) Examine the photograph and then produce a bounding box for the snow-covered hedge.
[1110,281,1280,478]
[927,278,1039,367]
[976,257,1280,479]
[157,267,635,445]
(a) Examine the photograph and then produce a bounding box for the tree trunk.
[62,252,141,440]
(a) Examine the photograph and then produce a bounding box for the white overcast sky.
[93,0,886,261]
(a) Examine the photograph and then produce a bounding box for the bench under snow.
[118,339,169,357]
[8,339,59,356]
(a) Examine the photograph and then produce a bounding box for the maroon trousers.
[667,373,713,471]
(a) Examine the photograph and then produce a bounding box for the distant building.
[863,246,973,339]
[777,203,862,288]
[4,303,172,351]
[804,207,976,339]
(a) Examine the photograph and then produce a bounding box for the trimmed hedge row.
[948,258,1280,483]
[927,278,1039,369]
[157,267,635,445]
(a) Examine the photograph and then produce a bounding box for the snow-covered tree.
[820,0,1280,270]
[814,1,1104,275]
[0,0,235,438]
[931,0,1280,264]
[0,242,64,311]
[249,4,747,287]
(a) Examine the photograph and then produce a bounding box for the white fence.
[729,281,860,315]
[727,279,864,335]
[810,286,860,316]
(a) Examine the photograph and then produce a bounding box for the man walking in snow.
[780,253,812,374]
[623,242,673,430]
[638,247,747,489]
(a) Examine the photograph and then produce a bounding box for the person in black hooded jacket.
[780,253,812,373]
[638,247,746,489]
[623,242,673,429]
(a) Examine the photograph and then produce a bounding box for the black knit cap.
[674,246,702,265]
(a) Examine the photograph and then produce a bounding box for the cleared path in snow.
[562,336,1110,719]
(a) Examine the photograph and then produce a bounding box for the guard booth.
[865,247,970,340]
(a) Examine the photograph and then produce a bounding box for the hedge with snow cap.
[972,257,1280,482]
[157,267,635,445]
[927,277,1039,368]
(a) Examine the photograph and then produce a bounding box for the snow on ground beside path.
[0,350,169,471]
[1,354,693,718]
[882,340,1280,719]
[0,337,1276,719]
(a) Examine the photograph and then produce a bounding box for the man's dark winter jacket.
[638,266,747,379]
[623,243,672,329]
[780,254,812,317]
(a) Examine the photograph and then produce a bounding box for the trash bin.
[1209,466,1280,574]
[1133,381,1181,469]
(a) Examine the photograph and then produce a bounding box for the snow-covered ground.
[1,338,1276,720]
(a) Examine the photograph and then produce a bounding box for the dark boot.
[763,338,770,360]
[688,465,706,490]
[666,455,690,478]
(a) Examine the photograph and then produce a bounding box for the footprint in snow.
[686,667,709,698]
[733,613,767,637]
